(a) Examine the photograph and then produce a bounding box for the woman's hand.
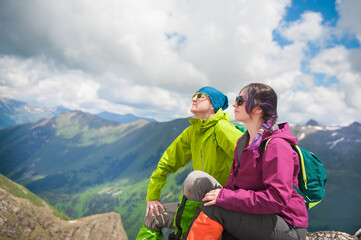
[146,200,166,217]
[202,188,221,206]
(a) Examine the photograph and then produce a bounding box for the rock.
[307,231,358,240]
[355,228,361,239]
[0,188,128,240]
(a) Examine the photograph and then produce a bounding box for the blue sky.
[0,0,360,125]
[275,0,360,88]
[285,0,338,23]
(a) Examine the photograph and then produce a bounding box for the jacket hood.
[263,122,298,146]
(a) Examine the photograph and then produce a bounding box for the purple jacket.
[216,123,308,228]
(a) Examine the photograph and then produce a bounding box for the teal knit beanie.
[196,86,229,112]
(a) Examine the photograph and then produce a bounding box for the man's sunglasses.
[191,92,208,100]
[235,96,246,106]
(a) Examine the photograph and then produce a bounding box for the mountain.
[0,97,70,129]
[287,121,361,233]
[96,111,156,123]
[0,112,360,238]
[0,110,190,238]
[0,110,159,187]
[293,122,361,233]
[0,174,128,239]
[305,119,320,126]
[0,97,157,129]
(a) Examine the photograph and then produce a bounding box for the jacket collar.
[189,109,230,131]
[241,122,296,160]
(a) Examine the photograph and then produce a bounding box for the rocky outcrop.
[0,188,127,240]
[307,230,361,240]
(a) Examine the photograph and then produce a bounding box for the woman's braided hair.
[242,83,278,151]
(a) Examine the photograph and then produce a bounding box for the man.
[136,86,244,240]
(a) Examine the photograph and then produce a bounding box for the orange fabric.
[187,211,223,240]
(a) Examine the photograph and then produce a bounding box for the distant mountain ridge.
[0,97,70,129]
[0,111,360,238]
[96,111,156,123]
[0,97,156,129]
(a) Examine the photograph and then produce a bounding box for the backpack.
[232,122,247,133]
[168,195,202,240]
[263,138,327,209]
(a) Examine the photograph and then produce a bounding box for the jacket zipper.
[201,150,204,171]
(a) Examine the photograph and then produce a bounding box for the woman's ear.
[252,106,263,115]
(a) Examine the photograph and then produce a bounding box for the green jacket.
[146,109,244,201]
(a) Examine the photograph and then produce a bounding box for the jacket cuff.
[215,188,226,207]
[146,192,160,202]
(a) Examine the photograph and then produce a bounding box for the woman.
[183,83,308,240]
[136,86,244,240]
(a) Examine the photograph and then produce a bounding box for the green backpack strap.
[171,195,188,239]
[262,138,272,155]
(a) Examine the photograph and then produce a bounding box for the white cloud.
[336,0,361,43]
[278,11,330,43]
[0,0,360,124]
[277,84,359,126]
[170,0,293,86]
[310,46,350,75]
[0,55,133,114]
[310,46,361,111]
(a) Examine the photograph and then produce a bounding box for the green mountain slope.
[0,112,360,239]
[0,110,191,238]
[0,110,181,189]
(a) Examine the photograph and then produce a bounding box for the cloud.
[336,0,361,42]
[170,0,293,86]
[279,11,330,43]
[310,46,350,75]
[0,0,360,124]
[310,46,361,110]
[278,85,354,125]
[0,55,133,113]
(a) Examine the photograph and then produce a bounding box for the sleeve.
[222,137,243,190]
[214,120,243,159]
[146,127,193,201]
[216,138,297,214]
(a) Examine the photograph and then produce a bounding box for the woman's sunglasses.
[235,96,246,106]
[191,92,208,100]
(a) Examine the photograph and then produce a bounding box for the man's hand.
[146,200,166,216]
[202,189,221,206]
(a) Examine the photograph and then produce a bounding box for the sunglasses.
[235,96,246,106]
[191,92,208,100]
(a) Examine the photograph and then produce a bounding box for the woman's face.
[190,93,213,117]
[233,89,250,122]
